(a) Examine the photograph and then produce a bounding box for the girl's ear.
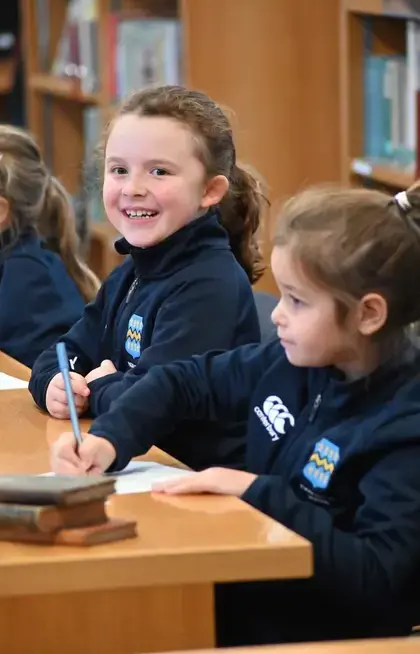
[200,175,229,209]
[357,292,388,336]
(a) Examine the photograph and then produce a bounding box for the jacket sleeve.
[88,341,279,470]
[88,276,260,417]
[241,442,420,610]
[28,282,108,411]
[0,256,84,368]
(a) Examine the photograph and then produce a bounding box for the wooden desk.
[161,639,420,654]
[0,350,31,381]
[0,391,312,654]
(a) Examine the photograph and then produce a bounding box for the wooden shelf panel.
[0,57,16,95]
[350,158,415,189]
[29,74,99,105]
[345,0,420,18]
[345,0,383,15]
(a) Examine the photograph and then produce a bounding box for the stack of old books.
[0,475,137,545]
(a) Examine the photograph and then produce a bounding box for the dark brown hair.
[103,85,266,283]
[0,125,99,302]
[274,182,420,335]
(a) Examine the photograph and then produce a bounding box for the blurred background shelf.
[341,0,420,195]
[19,0,357,293]
[29,73,100,104]
[350,158,415,189]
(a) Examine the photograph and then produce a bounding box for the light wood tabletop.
[0,349,31,381]
[0,386,312,654]
[158,638,420,654]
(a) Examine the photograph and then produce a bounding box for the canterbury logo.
[254,395,295,442]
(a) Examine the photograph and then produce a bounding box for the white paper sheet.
[0,372,28,390]
[111,460,193,495]
[40,461,193,495]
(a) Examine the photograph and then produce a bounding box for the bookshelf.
[341,0,420,193]
[20,0,344,294]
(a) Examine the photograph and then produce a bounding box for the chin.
[126,236,160,248]
[284,349,313,368]
[120,228,163,249]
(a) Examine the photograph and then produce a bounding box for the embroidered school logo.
[254,395,295,442]
[125,314,143,359]
[303,438,340,489]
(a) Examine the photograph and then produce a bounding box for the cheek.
[156,179,200,209]
[103,178,119,206]
[149,179,181,206]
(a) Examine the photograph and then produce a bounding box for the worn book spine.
[0,518,137,546]
[0,499,108,532]
[0,475,116,506]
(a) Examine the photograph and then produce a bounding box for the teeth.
[125,210,157,218]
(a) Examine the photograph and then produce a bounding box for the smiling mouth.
[123,209,159,220]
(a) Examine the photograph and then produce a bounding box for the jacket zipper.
[125,277,139,304]
[308,393,322,423]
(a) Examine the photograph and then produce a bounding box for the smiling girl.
[29,85,264,470]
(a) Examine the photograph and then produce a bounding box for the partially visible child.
[30,85,264,470]
[53,183,420,644]
[0,125,99,367]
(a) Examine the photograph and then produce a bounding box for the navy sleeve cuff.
[241,474,273,507]
[241,474,289,525]
[88,372,125,416]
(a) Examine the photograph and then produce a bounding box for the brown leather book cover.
[0,499,108,532]
[0,518,137,546]
[0,475,115,506]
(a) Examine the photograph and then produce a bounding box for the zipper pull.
[125,278,139,304]
[308,393,322,423]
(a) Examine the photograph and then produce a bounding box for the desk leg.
[0,583,214,653]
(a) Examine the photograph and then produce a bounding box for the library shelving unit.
[20,0,344,293]
[341,0,418,194]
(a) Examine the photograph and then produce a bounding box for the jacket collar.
[114,209,230,279]
[318,337,420,413]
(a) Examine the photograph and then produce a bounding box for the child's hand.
[45,372,90,419]
[85,360,117,384]
[50,432,117,475]
[153,467,257,497]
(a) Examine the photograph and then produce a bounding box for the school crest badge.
[302,438,340,489]
[125,314,143,359]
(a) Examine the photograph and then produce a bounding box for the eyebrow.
[280,282,301,293]
[106,156,126,164]
[145,158,179,168]
[106,156,178,167]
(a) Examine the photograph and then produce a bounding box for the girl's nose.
[271,298,286,327]
[122,176,147,197]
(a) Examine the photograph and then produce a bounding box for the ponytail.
[218,163,267,283]
[39,176,100,302]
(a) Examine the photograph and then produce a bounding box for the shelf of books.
[21,0,181,279]
[343,0,420,192]
[21,0,344,293]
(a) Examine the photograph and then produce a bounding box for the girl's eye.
[150,168,169,176]
[290,294,304,307]
[111,166,127,175]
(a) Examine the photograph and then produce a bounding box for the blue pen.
[56,342,83,449]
